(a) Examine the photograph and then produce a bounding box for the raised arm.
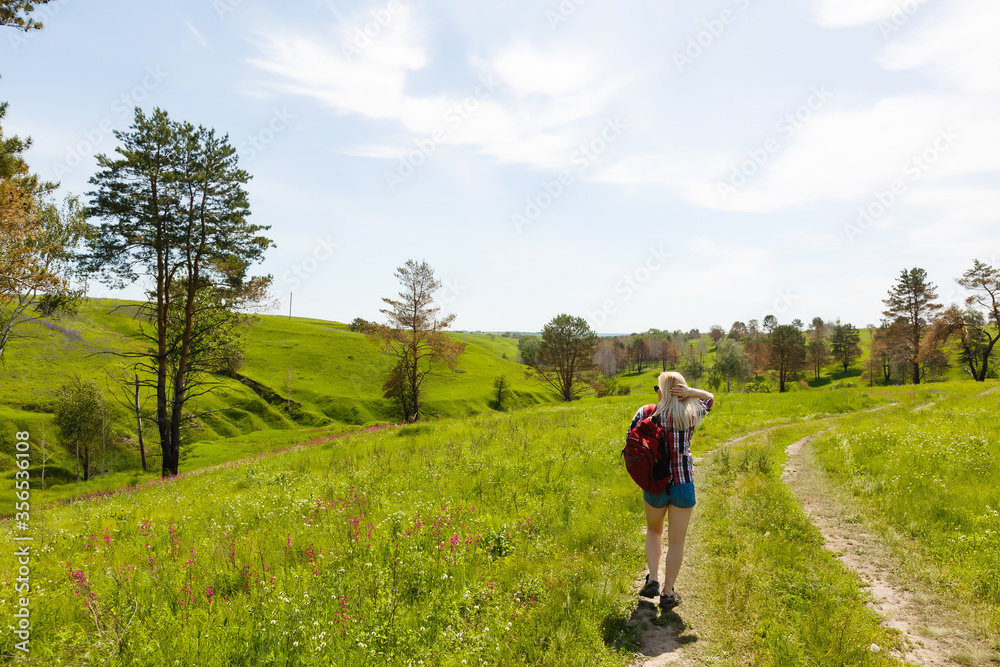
[669,385,714,402]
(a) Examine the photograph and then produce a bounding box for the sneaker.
[640,575,659,597]
[659,589,681,610]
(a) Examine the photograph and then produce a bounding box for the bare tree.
[956,260,1000,381]
[593,339,618,377]
[709,325,725,345]
[658,337,680,371]
[370,259,465,421]
[728,321,748,341]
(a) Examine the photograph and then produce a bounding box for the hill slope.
[0,298,555,476]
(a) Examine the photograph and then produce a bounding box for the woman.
[628,371,714,610]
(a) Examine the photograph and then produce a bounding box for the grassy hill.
[0,298,555,486]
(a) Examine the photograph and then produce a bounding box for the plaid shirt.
[627,398,713,485]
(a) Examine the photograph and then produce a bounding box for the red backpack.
[622,417,671,494]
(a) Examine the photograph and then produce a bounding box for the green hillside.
[0,298,555,487]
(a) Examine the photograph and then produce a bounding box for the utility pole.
[289,292,292,321]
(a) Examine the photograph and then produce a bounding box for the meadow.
[692,424,907,665]
[811,388,1000,634]
[6,383,999,665]
[2,298,999,665]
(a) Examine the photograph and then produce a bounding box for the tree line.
[509,262,999,400]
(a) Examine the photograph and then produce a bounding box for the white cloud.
[879,0,1000,94]
[247,5,637,171]
[247,4,430,124]
[492,43,601,98]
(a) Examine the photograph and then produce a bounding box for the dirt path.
[783,433,998,666]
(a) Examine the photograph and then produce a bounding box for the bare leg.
[663,505,693,593]
[644,502,667,581]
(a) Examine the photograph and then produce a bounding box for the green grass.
[0,403,653,666]
[811,383,1000,632]
[5,385,984,665]
[695,424,907,665]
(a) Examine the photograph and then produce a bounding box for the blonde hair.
[652,371,704,430]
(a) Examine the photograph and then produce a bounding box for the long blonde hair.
[652,371,704,430]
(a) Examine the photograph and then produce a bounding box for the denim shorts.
[643,482,696,509]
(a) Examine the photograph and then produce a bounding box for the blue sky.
[3,0,998,333]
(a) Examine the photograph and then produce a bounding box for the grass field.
[811,386,1000,634]
[5,383,998,664]
[693,424,907,665]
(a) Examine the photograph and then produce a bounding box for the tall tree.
[536,314,597,401]
[84,107,273,475]
[371,259,464,421]
[882,267,941,384]
[768,324,806,392]
[628,335,651,372]
[829,321,862,373]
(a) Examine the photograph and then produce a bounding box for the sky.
[2,0,998,334]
